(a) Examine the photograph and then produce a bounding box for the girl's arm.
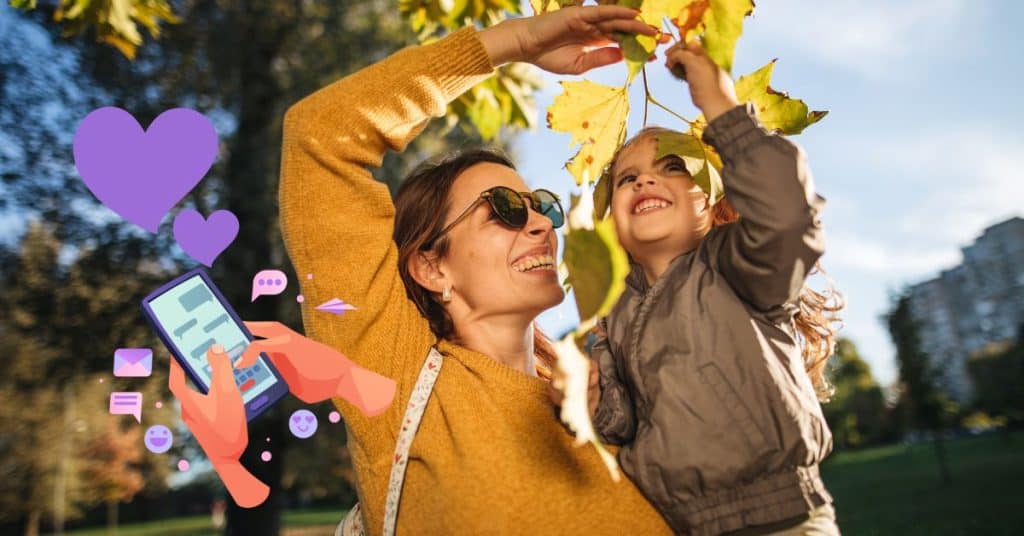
[591,320,638,445]
[703,104,826,312]
[665,41,825,313]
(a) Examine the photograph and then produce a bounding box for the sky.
[518,0,1024,386]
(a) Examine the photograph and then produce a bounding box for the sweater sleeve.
[701,102,827,313]
[279,26,496,383]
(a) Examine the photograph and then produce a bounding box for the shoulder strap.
[381,346,443,535]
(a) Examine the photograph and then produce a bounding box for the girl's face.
[437,162,565,321]
[609,135,712,259]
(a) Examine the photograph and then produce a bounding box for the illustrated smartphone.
[141,267,289,421]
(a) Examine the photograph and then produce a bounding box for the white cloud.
[823,233,960,277]
[746,0,976,79]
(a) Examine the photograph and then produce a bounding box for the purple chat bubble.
[109,392,143,423]
[252,269,288,302]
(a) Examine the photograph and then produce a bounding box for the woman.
[169,5,674,534]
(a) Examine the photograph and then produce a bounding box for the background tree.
[822,338,887,450]
[967,324,1024,427]
[885,291,958,484]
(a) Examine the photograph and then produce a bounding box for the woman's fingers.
[593,17,659,38]
[575,46,625,72]
[576,4,642,23]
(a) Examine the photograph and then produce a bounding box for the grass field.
[822,431,1024,535]
[58,432,1023,535]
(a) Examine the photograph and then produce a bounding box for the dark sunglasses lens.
[534,190,564,228]
[490,187,528,227]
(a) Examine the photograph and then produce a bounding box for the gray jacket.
[592,103,834,535]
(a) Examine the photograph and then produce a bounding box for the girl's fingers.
[169,359,201,417]
[237,339,289,369]
[207,344,240,394]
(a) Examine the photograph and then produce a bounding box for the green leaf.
[735,60,828,135]
[654,131,724,205]
[563,218,630,320]
[548,80,630,185]
[700,0,754,74]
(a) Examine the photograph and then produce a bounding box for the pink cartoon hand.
[168,344,269,508]
[239,321,397,416]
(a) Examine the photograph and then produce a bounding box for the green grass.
[822,431,1024,535]
[58,509,347,536]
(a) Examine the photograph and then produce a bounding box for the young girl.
[587,40,845,535]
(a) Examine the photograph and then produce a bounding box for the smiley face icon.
[144,425,173,454]
[289,409,318,439]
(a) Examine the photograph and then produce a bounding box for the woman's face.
[609,135,711,258]
[437,162,564,321]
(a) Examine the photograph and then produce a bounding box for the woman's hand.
[238,321,396,416]
[481,5,658,74]
[169,345,269,508]
[664,39,740,122]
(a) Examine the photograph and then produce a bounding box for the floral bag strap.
[338,346,444,536]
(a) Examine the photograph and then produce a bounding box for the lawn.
[59,433,1024,535]
[822,431,1024,535]
[59,509,346,536]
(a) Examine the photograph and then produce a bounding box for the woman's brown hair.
[392,147,557,379]
[605,126,845,401]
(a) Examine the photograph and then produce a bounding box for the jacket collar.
[624,249,698,295]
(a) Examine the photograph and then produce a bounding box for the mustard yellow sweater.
[279,26,671,535]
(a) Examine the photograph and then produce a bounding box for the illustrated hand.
[485,5,658,74]
[238,321,396,416]
[664,39,740,122]
[169,345,269,508]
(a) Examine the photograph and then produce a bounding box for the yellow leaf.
[547,80,629,185]
[735,60,828,135]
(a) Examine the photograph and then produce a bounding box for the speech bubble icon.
[173,318,198,339]
[109,392,143,423]
[252,269,288,302]
[179,284,213,312]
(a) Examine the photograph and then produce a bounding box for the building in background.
[905,216,1024,402]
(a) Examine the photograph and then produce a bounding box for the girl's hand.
[664,39,740,122]
[169,345,270,508]
[238,321,396,415]
[481,5,658,74]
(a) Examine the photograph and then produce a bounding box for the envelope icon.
[114,348,153,377]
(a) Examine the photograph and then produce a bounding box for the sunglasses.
[422,186,565,250]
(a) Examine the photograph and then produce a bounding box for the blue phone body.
[141,267,289,421]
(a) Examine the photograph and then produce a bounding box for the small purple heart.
[173,209,239,267]
[73,107,218,233]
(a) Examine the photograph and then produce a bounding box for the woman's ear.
[408,251,447,294]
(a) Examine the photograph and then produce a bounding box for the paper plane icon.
[315,298,357,315]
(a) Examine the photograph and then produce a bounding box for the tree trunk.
[932,432,953,485]
[107,500,119,534]
[24,509,40,536]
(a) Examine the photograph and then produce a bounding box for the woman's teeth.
[512,254,555,273]
[633,198,671,214]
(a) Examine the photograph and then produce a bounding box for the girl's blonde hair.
[604,127,845,401]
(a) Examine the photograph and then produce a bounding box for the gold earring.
[442,285,452,303]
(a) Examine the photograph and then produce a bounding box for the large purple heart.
[173,209,239,267]
[73,107,218,233]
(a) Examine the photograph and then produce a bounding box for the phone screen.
[147,274,279,403]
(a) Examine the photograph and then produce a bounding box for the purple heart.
[173,209,239,267]
[73,107,218,233]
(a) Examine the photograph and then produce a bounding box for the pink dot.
[155,401,163,409]
[266,437,271,443]
[177,460,190,472]
[306,273,313,280]
[98,378,104,383]
[261,451,272,462]
[329,411,341,424]
[297,294,305,303]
